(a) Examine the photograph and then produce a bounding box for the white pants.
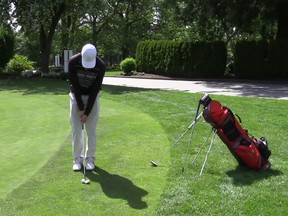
[69,93,100,161]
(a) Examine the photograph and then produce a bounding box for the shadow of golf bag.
[200,94,271,170]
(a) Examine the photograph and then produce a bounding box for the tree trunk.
[121,46,130,59]
[61,15,72,50]
[39,3,66,73]
[92,17,97,46]
[276,1,288,39]
[39,25,50,74]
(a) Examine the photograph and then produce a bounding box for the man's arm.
[68,53,85,112]
[84,57,106,116]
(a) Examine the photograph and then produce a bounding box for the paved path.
[103,77,288,100]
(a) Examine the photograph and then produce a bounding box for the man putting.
[68,44,105,171]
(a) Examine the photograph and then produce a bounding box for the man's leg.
[84,94,100,170]
[70,93,84,170]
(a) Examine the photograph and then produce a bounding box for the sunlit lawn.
[0,78,287,215]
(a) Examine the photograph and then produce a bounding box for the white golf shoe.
[86,157,95,171]
[73,157,83,171]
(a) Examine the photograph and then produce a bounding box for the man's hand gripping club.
[79,110,88,124]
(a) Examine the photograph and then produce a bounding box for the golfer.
[68,44,105,171]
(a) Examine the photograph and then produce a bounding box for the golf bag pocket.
[233,143,262,169]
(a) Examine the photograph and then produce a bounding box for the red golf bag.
[200,94,271,170]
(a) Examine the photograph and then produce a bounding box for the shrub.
[49,65,64,73]
[41,72,60,79]
[120,57,136,74]
[6,54,34,74]
[59,72,69,80]
[107,64,120,71]
[22,70,42,78]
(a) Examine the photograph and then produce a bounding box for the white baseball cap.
[81,44,97,68]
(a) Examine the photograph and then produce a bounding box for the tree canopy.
[1,0,287,72]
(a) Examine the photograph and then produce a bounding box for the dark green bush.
[49,65,64,73]
[6,54,34,74]
[234,40,288,79]
[59,72,69,80]
[234,40,269,79]
[0,29,15,69]
[267,40,288,78]
[120,57,136,74]
[107,64,120,71]
[136,40,226,78]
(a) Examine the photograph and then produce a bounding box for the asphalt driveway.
[103,77,288,100]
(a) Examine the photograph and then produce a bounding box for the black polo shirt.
[68,53,105,116]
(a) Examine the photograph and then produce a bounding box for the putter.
[81,124,90,184]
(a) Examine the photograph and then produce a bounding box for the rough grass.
[101,85,288,216]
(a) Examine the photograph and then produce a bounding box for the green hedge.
[234,40,268,79]
[267,40,288,78]
[0,29,15,69]
[136,40,227,78]
[234,40,288,79]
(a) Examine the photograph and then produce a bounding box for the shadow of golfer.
[226,165,283,186]
[87,166,148,209]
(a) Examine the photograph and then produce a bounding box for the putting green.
[0,92,70,198]
[1,92,170,215]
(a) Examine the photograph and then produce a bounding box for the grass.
[105,70,123,76]
[0,78,287,215]
[102,86,288,215]
[0,79,169,215]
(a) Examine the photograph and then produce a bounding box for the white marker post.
[64,50,73,73]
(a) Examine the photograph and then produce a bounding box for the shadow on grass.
[102,84,152,95]
[86,166,148,209]
[0,78,152,95]
[198,80,288,99]
[0,78,69,95]
[226,165,283,186]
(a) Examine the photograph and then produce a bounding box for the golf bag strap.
[220,112,241,141]
[234,113,242,123]
[223,107,242,124]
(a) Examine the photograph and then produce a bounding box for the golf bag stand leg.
[199,129,217,176]
[150,101,203,167]
[182,97,207,172]
[182,113,203,172]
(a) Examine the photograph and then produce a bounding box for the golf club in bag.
[81,124,90,184]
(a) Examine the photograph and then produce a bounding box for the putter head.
[81,178,90,184]
[150,160,158,167]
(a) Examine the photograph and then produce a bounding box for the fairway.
[0,79,170,215]
[1,79,287,216]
